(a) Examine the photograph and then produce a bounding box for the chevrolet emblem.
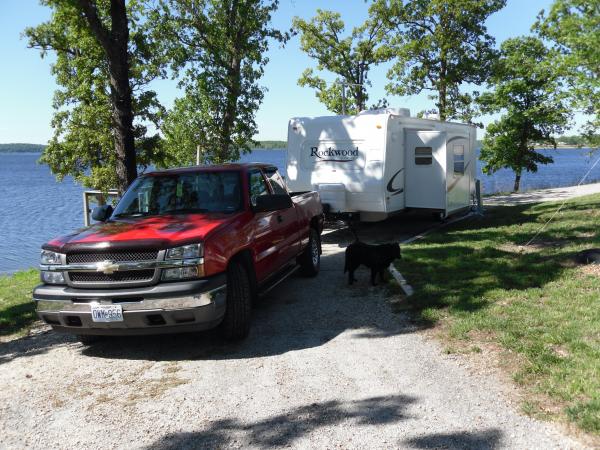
[96,261,120,274]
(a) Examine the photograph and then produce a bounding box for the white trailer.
[285,108,477,221]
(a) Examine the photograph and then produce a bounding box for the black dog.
[343,227,401,286]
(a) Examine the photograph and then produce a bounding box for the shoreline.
[3,181,600,274]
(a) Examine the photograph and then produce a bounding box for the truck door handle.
[277,214,283,223]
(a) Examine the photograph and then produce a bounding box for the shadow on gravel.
[4,213,436,364]
[80,246,423,361]
[322,211,439,246]
[145,395,417,449]
[0,329,73,365]
[402,428,503,450]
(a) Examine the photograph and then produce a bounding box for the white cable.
[524,151,600,246]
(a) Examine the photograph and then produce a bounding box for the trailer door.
[404,130,446,209]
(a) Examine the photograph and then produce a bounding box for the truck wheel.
[220,262,252,340]
[300,228,320,277]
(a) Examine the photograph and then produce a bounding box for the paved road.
[0,215,588,449]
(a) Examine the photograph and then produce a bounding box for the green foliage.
[536,0,600,149]
[24,0,165,191]
[478,37,571,191]
[0,143,46,153]
[0,269,39,336]
[153,0,285,167]
[396,194,600,434]
[370,0,505,122]
[293,10,391,115]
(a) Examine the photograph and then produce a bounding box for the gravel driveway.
[0,216,588,449]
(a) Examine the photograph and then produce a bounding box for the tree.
[478,37,571,192]
[293,10,391,115]
[536,0,600,148]
[370,0,505,122]
[152,0,285,166]
[25,0,164,192]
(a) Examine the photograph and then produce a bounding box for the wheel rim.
[311,235,319,266]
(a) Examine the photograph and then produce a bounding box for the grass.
[0,269,39,337]
[396,193,600,435]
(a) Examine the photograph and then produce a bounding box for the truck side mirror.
[253,194,293,213]
[91,204,114,222]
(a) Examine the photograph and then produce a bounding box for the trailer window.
[264,168,288,195]
[248,170,270,207]
[415,147,432,165]
[453,145,465,174]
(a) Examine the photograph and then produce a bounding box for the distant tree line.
[0,141,285,153]
[249,140,287,149]
[0,143,46,153]
[25,0,599,192]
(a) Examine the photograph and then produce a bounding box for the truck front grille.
[69,270,155,283]
[67,251,159,264]
[65,250,160,288]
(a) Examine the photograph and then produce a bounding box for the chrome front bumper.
[33,275,227,335]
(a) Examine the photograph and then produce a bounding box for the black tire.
[76,335,105,345]
[299,228,321,277]
[220,261,252,340]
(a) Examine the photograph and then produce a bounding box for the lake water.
[1,147,599,273]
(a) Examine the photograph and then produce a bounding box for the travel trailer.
[285,108,477,222]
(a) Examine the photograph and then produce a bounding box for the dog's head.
[385,243,401,260]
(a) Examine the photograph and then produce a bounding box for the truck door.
[263,167,301,263]
[248,170,295,282]
[404,130,447,210]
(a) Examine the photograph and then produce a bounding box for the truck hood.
[44,213,239,252]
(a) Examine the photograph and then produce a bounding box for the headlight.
[165,243,203,260]
[161,266,202,281]
[41,271,65,284]
[41,250,63,265]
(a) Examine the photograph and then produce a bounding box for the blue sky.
[0,0,577,144]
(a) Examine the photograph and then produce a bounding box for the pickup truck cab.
[34,164,324,341]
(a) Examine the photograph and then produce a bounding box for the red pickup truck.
[34,164,323,341]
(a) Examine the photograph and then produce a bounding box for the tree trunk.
[438,81,447,121]
[107,0,137,193]
[355,89,365,113]
[218,1,242,162]
[219,56,241,162]
[513,171,521,192]
[78,0,137,193]
[355,68,366,112]
[437,10,448,121]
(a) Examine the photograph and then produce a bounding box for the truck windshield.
[113,171,242,217]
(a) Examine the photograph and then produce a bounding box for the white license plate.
[91,304,123,322]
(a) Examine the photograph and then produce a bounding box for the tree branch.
[76,0,111,51]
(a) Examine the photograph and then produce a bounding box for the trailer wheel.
[299,228,321,277]
[220,261,252,340]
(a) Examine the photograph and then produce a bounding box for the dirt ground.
[0,213,589,449]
